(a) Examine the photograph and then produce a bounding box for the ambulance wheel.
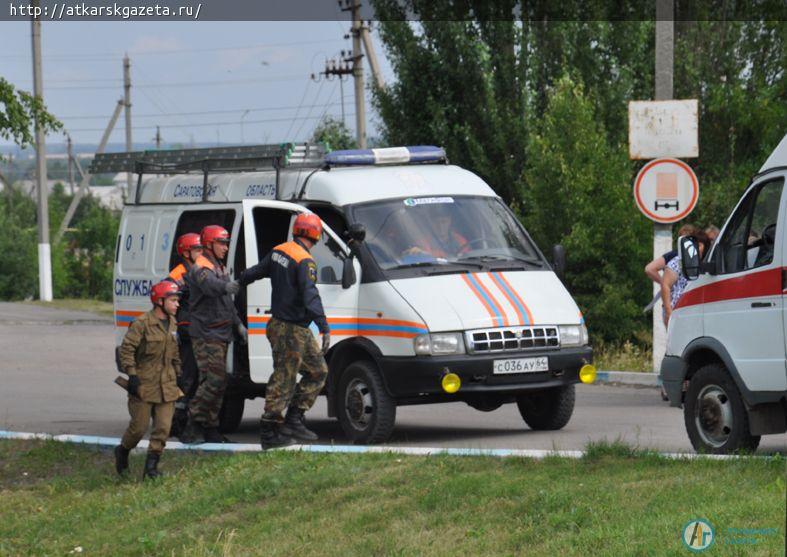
[337,361,396,444]
[218,395,245,434]
[684,364,760,454]
[516,385,575,430]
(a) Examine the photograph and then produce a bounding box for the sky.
[0,20,395,149]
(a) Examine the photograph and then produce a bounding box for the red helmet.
[293,213,323,242]
[150,280,180,305]
[176,233,203,257]
[200,225,230,246]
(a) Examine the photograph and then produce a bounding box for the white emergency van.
[100,144,594,444]
[662,134,787,453]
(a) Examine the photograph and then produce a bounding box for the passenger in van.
[180,225,246,444]
[115,280,182,480]
[661,230,711,327]
[238,213,330,449]
[164,233,203,437]
[705,225,720,243]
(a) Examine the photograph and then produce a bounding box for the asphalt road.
[2,302,785,454]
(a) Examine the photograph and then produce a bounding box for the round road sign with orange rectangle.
[633,158,699,223]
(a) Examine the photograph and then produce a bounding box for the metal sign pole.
[652,0,674,372]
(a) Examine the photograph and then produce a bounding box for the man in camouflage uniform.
[180,224,246,444]
[165,232,203,436]
[115,280,182,480]
[238,212,330,449]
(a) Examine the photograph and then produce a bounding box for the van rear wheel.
[684,364,760,454]
[337,361,396,444]
[516,385,575,430]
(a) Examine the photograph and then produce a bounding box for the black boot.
[259,419,295,450]
[142,453,161,480]
[114,444,130,476]
[203,426,233,444]
[179,417,204,444]
[279,407,318,442]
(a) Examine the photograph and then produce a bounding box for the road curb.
[595,371,661,387]
[0,429,760,460]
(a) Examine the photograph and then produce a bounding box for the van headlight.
[413,333,465,355]
[559,324,589,347]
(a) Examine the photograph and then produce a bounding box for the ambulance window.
[251,207,290,260]
[717,179,783,274]
[170,209,235,270]
[306,206,347,284]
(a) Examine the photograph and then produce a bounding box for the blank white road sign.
[634,158,699,224]
[629,100,699,160]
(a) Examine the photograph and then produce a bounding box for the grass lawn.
[0,440,784,556]
[27,298,114,317]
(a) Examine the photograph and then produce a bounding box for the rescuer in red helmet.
[115,280,182,480]
[180,225,246,444]
[238,212,330,449]
[165,233,203,437]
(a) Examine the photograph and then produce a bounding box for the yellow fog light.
[441,372,461,394]
[579,364,596,384]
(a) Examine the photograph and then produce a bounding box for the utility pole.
[123,54,132,192]
[31,1,52,301]
[652,0,674,372]
[339,0,366,148]
[314,55,353,128]
[66,133,74,195]
[153,126,162,149]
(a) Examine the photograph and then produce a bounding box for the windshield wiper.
[459,254,544,267]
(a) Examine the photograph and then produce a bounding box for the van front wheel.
[516,385,575,430]
[684,364,760,454]
[337,361,396,444]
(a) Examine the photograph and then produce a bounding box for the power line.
[0,38,347,60]
[66,113,354,133]
[36,75,306,90]
[58,102,343,120]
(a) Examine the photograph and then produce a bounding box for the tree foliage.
[312,116,358,151]
[0,77,62,149]
[0,184,118,301]
[371,2,785,343]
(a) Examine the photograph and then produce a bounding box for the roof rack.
[89,143,325,204]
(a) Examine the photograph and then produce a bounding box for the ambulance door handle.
[264,309,273,314]
[751,302,774,308]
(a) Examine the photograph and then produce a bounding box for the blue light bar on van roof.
[324,145,446,166]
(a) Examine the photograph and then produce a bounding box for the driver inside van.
[401,205,470,261]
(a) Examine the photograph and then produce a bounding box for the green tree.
[0,77,62,150]
[311,116,358,151]
[524,77,650,342]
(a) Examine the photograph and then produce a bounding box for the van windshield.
[350,196,545,272]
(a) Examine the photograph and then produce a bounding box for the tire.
[218,395,245,434]
[465,394,505,413]
[683,364,761,454]
[337,360,396,444]
[516,385,575,430]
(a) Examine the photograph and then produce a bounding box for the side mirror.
[679,235,701,280]
[348,223,366,243]
[552,244,566,280]
[342,257,357,289]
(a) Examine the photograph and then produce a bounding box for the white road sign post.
[629,99,699,375]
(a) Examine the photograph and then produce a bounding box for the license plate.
[493,357,549,374]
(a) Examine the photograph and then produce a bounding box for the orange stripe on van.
[461,274,499,326]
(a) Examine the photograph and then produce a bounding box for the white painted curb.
[0,429,764,461]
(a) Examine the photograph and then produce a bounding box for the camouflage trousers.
[188,339,228,428]
[263,318,328,422]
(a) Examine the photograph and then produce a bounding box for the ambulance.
[663,134,787,453]
[100,144,594,444]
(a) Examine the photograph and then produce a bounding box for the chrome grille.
[465,326,560,354]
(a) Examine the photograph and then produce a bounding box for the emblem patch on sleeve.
[307,261,318,283]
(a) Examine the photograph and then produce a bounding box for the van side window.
[308,206,347,284]
[170,209,235,270]
[716,179,784,274]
